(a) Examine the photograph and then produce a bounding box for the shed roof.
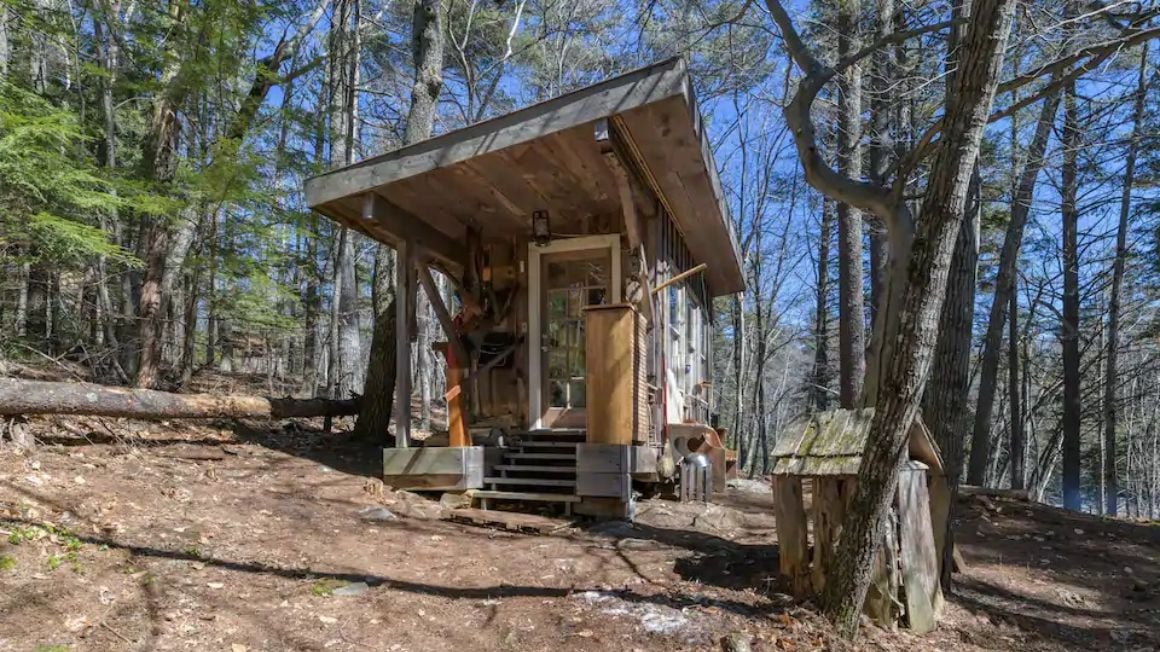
[303,57,744,296]
[772,409,944,476]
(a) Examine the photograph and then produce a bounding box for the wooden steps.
[475,429,585,514]
[509,440,578,448]
[493,464,576,473]
[485,476,576,487]
[472,490,581,503]
[503,452,576,461]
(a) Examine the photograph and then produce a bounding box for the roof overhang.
[304,57,744,296]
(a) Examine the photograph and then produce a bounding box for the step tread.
[472,490,581,503]
[493,464,577,473]
[513,441,579,448]
[486,477,577,487]
[504,452,577,460]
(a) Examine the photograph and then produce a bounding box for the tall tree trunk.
[866,0,894,328]
[0,4,9,79]
[835,0,865,408]
[93,6,124,370]
[813,198,834,412]
[300,221,321,396]
[26,266,49,342]
[179,267,199,385]
[923,0,977,478]
[133,0,187,389]
[731,293,746,452]
[1103,44,1146,516]
[15,263,29,337]
[1008,280,1024,489]
[356,0,444,440]
[966,87,1062,484]
[1060,77,1082,511]
[327,0,362,400]
[812,0,1016,633]
[29,0,48,93]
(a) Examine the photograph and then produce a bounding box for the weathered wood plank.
[898,463,941,634]
[584,304,636,446]
[772,476,810,598]
[445,507,569,534]
[811,477,848,594]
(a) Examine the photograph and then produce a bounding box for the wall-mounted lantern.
[532,209,551,247]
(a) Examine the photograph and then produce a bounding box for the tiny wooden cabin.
[771,409,950,633]
[303,58,743,518]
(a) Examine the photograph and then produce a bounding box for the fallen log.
[958,485,1032,502]
[0,378,359,420]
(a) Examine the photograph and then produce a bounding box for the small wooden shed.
[771,409,949,633]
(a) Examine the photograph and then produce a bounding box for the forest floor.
[1,374,1158,651]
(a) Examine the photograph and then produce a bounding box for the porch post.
[395,239,413,448]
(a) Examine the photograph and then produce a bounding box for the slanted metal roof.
[303,57,744,296]
[772,409,945,476]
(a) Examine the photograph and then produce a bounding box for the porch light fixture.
[532,209,551,246]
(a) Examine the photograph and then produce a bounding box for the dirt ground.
[1,408,1158,651]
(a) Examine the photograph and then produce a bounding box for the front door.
[540,248,611,428]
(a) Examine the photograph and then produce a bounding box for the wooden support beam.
[652,262,708,296]
[362,193,465,276]
[597,119,653,321]
[597,130,646,249]
[416,262,468,364]
[395,239,414,448]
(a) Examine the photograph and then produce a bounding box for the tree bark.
[812,0,1016,633]
[1009,280,1024,489]
[835,0,865,409]
[1060,77,1082,511]
[0,378,358,420]
[354,299,398,440]
[355,0,444,439]
[813,198,834,412]
[327,0,363,399]
[0,4,9,79]
[1103,44,1146,516]
[866,0,894,329]
[966,87,1061,484]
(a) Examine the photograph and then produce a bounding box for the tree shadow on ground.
[947,494,1160,650]
[579,519,782,594]
[948,576,1153,650]
[224,419,390,479]
[0,517,776,620]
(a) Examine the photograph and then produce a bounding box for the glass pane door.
[541,249,610,423]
